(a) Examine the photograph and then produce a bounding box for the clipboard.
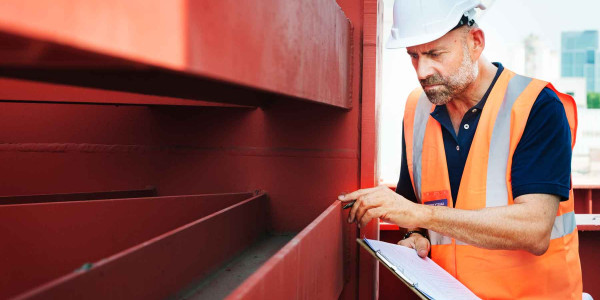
[357,238,430,300]
[357,238,480,300]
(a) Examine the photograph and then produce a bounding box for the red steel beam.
[0,186,157,205]
[0,0,352,108]
[358,1,384,299]
[0,78,249,108]
[10,193,267,300]
[1,191,259,299]
[226,201,344,299]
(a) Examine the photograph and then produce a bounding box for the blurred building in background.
[561,30,598,92]
[558,31,600,184]
[523,34,560,81]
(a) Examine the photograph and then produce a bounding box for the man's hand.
[338,185,424,229]
[398,232,430,258]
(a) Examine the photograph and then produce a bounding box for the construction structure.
[0,1,597,299]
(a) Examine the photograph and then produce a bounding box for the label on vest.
[424,199,448,206]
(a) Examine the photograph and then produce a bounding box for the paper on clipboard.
[360,238,480,300]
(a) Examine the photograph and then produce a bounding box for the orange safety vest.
[403,68,583,299]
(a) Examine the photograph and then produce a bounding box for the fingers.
[348,191,376,223]
[414,236,431,258]
[348,195,362,223]
[397,236,430,257]
[338,187,379,202]
[355,195,384,225]
[340,186,392,226]
[358,207,384,228]
[397,237,416,249]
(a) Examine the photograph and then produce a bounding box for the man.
[338,0,583,298]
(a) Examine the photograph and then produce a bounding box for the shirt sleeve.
[511,87,572,201]
[396,122,418,203]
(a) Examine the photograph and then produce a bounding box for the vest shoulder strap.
[403,87,424,199]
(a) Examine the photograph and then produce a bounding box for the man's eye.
[430,53,440,57]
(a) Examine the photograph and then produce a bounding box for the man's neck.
[446,59,498,134]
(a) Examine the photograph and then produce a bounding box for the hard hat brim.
[385,2,486,49]
[385,30,451,49]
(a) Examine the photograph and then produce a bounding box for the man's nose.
[415,58,435,81]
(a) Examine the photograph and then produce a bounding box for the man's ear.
[468,27,485,60]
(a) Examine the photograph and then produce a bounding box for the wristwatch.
[403,230,429,241]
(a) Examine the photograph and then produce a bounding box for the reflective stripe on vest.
[411,91,433,201]
[485,74,531,208]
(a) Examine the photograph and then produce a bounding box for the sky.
[378,0,600,184]
[481,0,600,52]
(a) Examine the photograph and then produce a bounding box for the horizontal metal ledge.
[0,186,156,205]
[0,0,352,108]
[0,143,359,159]
[2,191,263,299]
[0,77,251,108]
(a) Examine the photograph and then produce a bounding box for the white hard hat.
[386,0,486,49]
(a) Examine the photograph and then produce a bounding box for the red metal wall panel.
[0,99,361,230]
[0,0,383,298]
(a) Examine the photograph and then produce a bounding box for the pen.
[343,200,356,209]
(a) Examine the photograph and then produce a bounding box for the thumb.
[415,236,430,258]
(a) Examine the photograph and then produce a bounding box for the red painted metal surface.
[0,0,352,108]
[0,0,383,298]
[227,201,344,299]
[379,222,400,231]
[8,193,267,300]
[0,99,360,232]
[0,55,366,300]
[359,1,384,299]
[333,0,365,297]
[574,185,600,214]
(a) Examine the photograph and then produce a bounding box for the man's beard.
[420,44,479,105]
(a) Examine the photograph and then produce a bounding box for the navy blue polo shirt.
[396,63,572,205]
